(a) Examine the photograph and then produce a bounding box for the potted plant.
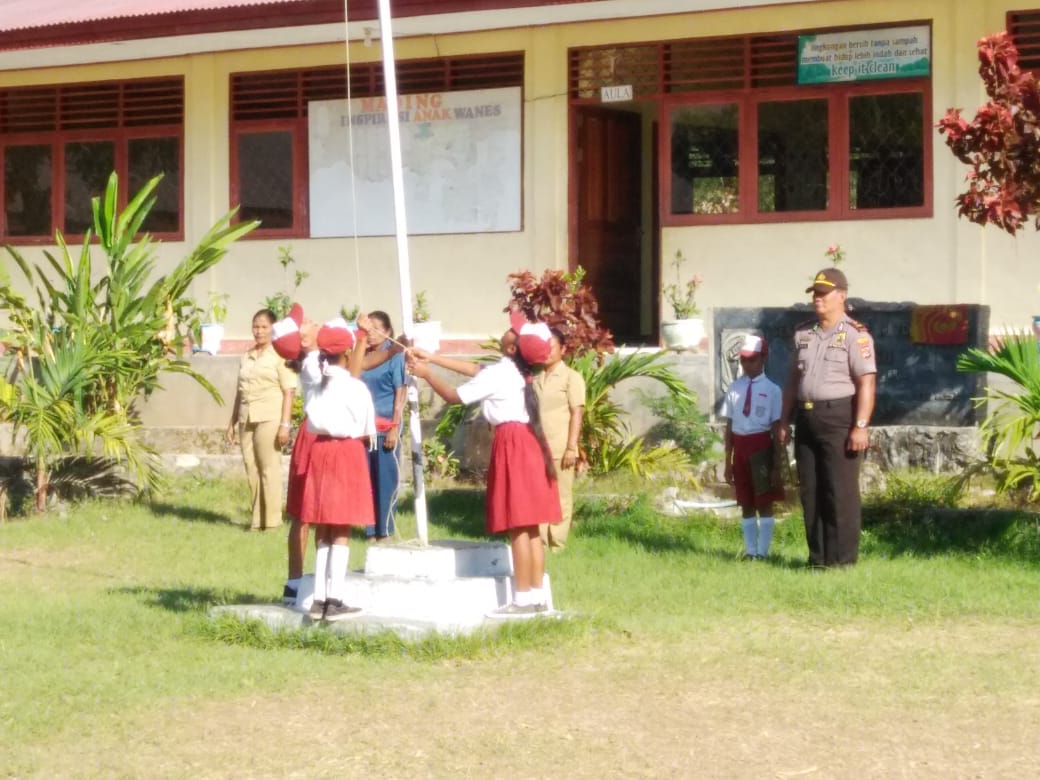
[199,291,229,354]
[262,245,309,320]
[340,303,361,323]
[661,250,704,350]
[411,290,441,352]
[825,243,847,266]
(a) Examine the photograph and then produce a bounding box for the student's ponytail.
[509,350,557,481]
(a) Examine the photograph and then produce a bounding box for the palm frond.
[47,456,139,501]
[959,333,1040,492]
[568,349,699,478]
[1,169,254,511]
[591,438,690,477]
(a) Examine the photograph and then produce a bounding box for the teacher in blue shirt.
[360,311,407,540]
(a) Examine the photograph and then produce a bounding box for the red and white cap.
[271,303,304,360]
[509,310,552,365]
[316,316,356,356]
[738,334,768,358]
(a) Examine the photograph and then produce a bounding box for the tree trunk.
[34,467,47,513]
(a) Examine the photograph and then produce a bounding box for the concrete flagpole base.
[210,540,558,639]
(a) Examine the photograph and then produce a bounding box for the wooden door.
[574,107,643,344]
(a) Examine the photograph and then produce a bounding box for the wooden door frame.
[568,102,660,343]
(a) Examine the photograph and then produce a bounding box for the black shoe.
[281,584,298,607]
[323,599,363,622]
[308,600,326,621]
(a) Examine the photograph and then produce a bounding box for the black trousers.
[794,397,862,566]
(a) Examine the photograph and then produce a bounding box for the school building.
[1,0,1038,350]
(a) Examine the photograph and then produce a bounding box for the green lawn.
[2,475,1039,776]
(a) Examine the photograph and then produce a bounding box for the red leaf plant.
[938,32,1040,234]
[505,267,615,360]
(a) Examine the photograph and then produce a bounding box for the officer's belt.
[799,396,853,410]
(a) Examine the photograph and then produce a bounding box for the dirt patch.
[16,620,1040,778]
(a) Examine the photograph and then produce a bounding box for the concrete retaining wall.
[0,351,991,479]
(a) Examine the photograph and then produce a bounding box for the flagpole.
[376,0,429,545]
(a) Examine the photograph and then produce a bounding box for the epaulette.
[846,317,870,333]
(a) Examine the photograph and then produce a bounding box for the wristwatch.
[854,419,869,429]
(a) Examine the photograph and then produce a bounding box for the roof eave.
[0,0,605,52]
[0,0,346,51]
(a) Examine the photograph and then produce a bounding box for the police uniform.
[791,312,877,565]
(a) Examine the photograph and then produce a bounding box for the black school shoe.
[308,600,326,621]
[281,583,298,607]
[323,599,363,622]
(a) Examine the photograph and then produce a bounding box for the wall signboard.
[308,86,521,237]
[797,25,931,84]
[600,84,633,102]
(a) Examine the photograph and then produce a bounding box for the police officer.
[778,268,876,567]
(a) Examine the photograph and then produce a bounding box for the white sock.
[313,543,330,603]
[757,517,775,558]
[514,589,533,607]
[328,544,349,602]
[741,517,758,555]
[286,577,300,589]
[529,587,545,606]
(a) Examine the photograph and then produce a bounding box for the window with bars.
[230,53,524,237]
[571,28,931,224]
[1009,9,1040,71]
[0,77,183,241]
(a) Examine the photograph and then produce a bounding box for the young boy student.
[721,334,785,559]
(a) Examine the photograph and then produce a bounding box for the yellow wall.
[2,0,1038,341]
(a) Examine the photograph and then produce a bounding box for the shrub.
[422,438,460,481]
[866,469,966,510]
[640,390,720,465]
[506,267,614,358]
[0,172,257,512]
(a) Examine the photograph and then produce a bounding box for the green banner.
[798,25,930,84]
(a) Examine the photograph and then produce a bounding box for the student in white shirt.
[272,308,397,609]
[408,311,561,617]
[297,315,377,622]
[721,334,785,559]
[270,305,319,607]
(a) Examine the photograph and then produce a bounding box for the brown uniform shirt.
[235,345,297,423]
[533,362,586,457]
[793,313,877,402]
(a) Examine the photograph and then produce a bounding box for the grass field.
[1,474,1039,778]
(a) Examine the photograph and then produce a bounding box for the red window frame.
[567,23,934,228]
[229,120,309,239]
[661,77,932,226]
[0,78,184,245]
[229,53,525,240]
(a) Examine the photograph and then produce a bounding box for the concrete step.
[210,540,556,638]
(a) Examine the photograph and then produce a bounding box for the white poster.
[308,86,522,237]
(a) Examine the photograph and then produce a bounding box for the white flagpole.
[376,0,429,546]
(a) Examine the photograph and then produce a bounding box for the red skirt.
[285,421,317,521]
[732,431,785,507]
[299,436,375,527]
[486,422,562,535]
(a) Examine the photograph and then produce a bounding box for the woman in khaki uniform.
[533,329,585,551]
[226,309,297,530]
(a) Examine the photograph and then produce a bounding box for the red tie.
[743,378,753,417]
